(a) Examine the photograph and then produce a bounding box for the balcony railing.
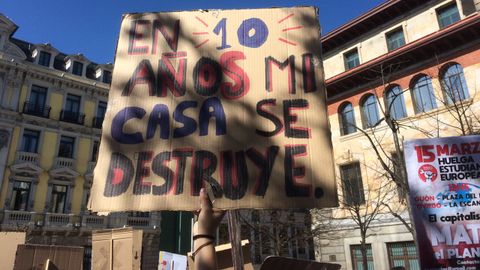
[92,117,104,129]
[2,211,160,231]
[45,213,74,227]
[23,101,51,118]
[55,157,75,169]
[60,110,85,125]
[2,210,35,227]
[82,214,107,228]
[15,151,39,165]
[126,216,151,227]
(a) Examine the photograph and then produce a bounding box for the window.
[361,94,380,128]
[103,70,112,84]
[351,244,375,270]
[93,101,107,128]
[58,136,75,158]
[11,181,31,211]
[385,86,407,120]
[61,94,84,125]
[411,75,437,113]
[292,226,308,259]
[437,3,460,29]
[91,141,99,162]
[344,49,360,70]
[50,184,68,213]
[387,242,420,270]
[339,102,357,135]
[21,129,40,153]
[26,85,48,114]
[65,94,81,113]
[386,28,405,51]
[97,101,107,118]
[38,51,51,67]
[340,163,365,205]
[72,61,83,76]
[24,85,50,117]
[441,64,469,104]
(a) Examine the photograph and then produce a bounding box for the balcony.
[60,110,85,125]
[92,117,104,129]
[23,101,51,118]
[45,213,75,227]
[2,210,35,228]
[15,151,39,165]
[54,157,75,169]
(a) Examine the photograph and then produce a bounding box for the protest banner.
[405,135,480,269]
[88,7,336,211]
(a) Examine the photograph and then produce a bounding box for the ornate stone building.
[0,13,166,268]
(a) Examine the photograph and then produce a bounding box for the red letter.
[122,60,157,96]
[152,19,180,53]
[220,51,250,99]
[128,20,150,55]
[133,151,153,195]
[158,52,187,97]
[265,55,296,93]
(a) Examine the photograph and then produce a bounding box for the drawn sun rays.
[278,13,302,46]
[194,16,210,48]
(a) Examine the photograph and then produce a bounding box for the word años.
[121,51,317,100]
[103,145,323,200]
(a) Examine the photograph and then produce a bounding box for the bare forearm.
[194,239,216,270]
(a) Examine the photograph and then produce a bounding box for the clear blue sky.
[2,0,384,64]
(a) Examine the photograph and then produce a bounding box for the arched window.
[411,75,437,113]
[441,63,469,104]
[385,85,407,120]
[361,94,380,128]
[339,102,356,135]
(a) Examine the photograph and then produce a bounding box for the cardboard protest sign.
[404,135,480,269]
[89,7,336,211]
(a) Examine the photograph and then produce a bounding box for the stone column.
[44,182,53,212]
[4,177,15,209]
[27,178,39,211]
[2,69,23,111]
[64,181,75,213]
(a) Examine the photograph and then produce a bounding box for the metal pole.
[227,210,244,270]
